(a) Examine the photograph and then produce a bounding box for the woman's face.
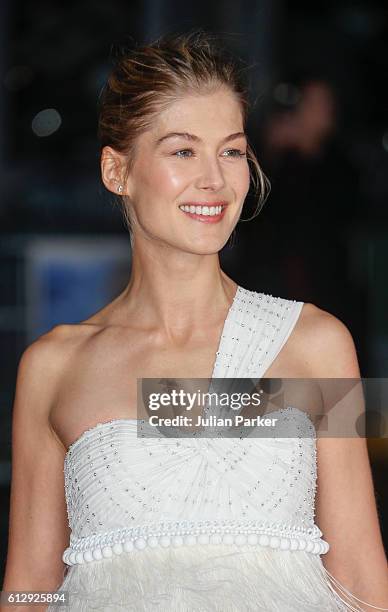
[125,87,250,254]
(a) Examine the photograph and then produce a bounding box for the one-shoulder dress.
[49,286,368,611]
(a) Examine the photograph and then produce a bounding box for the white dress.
[50,285,370,611]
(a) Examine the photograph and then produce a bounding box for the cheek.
[230,163,250,198]
[139,161,189,200]
[129,162,191,231]
[161,165,189,193]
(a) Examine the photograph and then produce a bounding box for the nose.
[194,154,226,191]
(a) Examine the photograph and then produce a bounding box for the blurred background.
[1,0,387,582]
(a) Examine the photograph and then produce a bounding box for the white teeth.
[179,205,224,216]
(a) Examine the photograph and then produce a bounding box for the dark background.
[1,0,387,583]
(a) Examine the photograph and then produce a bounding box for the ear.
[101,146,129,195]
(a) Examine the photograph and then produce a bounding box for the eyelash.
[172,148,246,159]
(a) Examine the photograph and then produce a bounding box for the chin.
[184,235,230,255]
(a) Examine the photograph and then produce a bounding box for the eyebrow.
[155,131,247,147]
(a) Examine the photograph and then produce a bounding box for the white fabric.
[49,286,370,611]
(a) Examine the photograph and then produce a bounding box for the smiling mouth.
[178,203,227,220]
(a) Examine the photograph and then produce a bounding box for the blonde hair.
[98,29,270,233]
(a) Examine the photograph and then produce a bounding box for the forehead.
[148,88,244,141]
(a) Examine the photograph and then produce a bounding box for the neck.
[112,253,239,337]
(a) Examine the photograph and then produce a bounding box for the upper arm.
[304,306,388,597]
[2,331,70,596]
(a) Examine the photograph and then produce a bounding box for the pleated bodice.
[50,286,365,611]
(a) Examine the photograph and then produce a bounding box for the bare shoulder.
[16,323,100,417]
[18,325,67,384]
[297,302,361,378]
[19,322,92,372]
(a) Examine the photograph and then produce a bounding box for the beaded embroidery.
[62,287,323,567]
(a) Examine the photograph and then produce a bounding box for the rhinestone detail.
[62,287,321,569]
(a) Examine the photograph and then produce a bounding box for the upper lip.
[179,201,228,207]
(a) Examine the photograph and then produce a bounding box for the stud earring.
[117,185,123,194]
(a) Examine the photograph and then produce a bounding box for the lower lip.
[179,207,227,223]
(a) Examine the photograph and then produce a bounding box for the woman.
[2,31,388,611]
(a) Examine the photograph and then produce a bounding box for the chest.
[52,291,308,451]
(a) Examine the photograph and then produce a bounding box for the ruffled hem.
[48,544,368,611]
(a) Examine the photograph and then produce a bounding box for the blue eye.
[173,148,246,158]
[174,149,194,158]
[223,149,247,158]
